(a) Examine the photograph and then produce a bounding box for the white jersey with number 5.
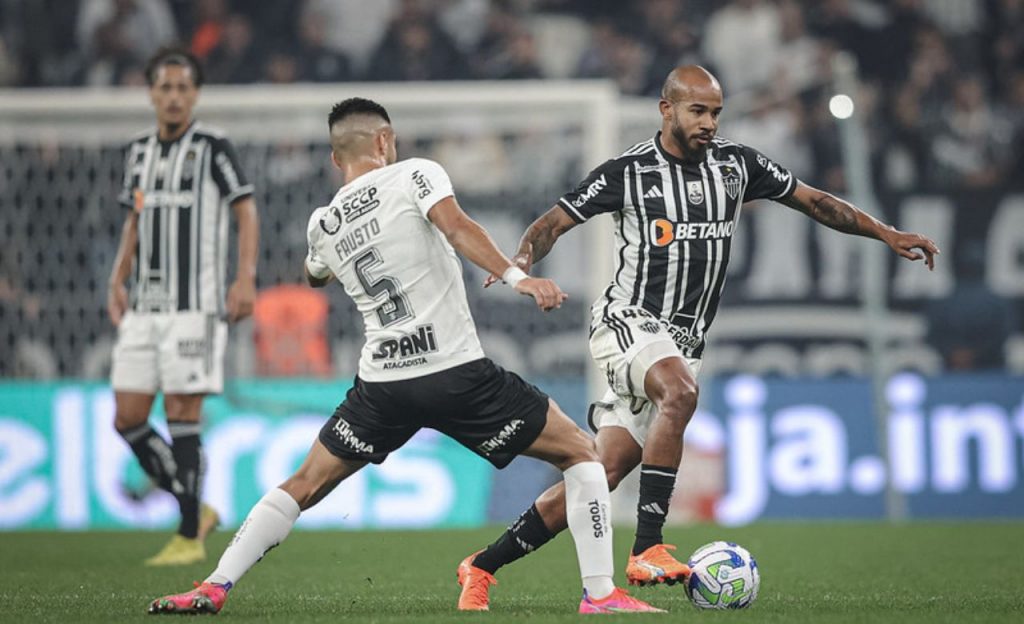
[305,158,485,382]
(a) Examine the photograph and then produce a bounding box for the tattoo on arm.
[520,212,564,264]
[807,194,862,235]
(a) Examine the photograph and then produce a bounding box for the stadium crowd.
[1,0,1022,192]
[1,0,1021,379]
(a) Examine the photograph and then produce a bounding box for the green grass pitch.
[2,523,1022,623]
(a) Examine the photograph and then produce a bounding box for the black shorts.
[318,358,549,468]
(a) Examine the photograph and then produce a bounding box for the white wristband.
[502,266,528,288]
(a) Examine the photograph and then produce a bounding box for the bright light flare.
[829,94,855,119]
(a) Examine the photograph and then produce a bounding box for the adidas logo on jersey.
[643,186,664,199]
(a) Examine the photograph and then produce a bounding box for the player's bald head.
[327,97,393,161]
[661,65,722,103]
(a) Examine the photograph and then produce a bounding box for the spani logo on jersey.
[685,541,760,610]
[651,219,736,246]
[371,324,439,368]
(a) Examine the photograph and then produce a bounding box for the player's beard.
[671,123,708,162]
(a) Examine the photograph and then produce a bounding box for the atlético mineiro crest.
[639,321,661,334]
[687,180,704,204]
[719,165,742,200]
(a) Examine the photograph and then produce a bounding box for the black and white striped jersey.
[118,121,253,315]
[558,132,796,358]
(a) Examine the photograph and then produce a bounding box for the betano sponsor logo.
[651,219,735,246]
[135,190,196,209]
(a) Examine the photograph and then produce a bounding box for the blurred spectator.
[437,0,493,53]
[264,49,299,84]
[190,0,228,60]
[702,0,782,94]
[302,0,397,75]
[809,0,890,83]
[904,26,956,123]
[76,0,177,85]
[1007,71,1024,189]
[921,0,985,37]
[773,0,828,95]
[205,13,262,84]
[629,0,702,95]
[870,0,929,86]
[577,21,652,95]
[3,0,82,85]
[986,0,1024,98]
[365,11,469,81]
[928,76,1014,188]
[430,119,512,194]
[472,8,543,80]
[294,7,352,82]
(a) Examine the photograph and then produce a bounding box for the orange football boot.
[626,544,691,586]
[456,551,497,611]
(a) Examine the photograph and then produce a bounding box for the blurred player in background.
[148,98,662,615]
[107,47,259,566]
[460,65,940,604]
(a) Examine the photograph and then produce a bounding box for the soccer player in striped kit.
[458,65,939,608]
[147,98,662,615]
[107,48,259,566]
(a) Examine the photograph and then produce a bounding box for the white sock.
[563,461,616,599]
[205,488,300,586]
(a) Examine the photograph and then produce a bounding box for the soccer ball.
[684,541,760,609]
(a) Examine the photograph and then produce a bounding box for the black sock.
[118,423,177,492]
[169,422,204,539]
[472,504,554,574]
[632,464,677,556]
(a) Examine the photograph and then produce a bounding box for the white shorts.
[588,303,702,446]
[110,311,227,394]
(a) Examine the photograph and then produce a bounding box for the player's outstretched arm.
[483,205,578,287]
[107,211,138,326]
[226,197,259,322]
[428,197,568,311]
[781,181,940,270]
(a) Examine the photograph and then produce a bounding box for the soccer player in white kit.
[148,98,662,615]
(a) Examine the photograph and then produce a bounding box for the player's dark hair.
[328,98,391,129]
[145,47,204,88]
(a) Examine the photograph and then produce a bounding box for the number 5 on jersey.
[354,248,414,327]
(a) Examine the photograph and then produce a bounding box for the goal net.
[0,81,619,386]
